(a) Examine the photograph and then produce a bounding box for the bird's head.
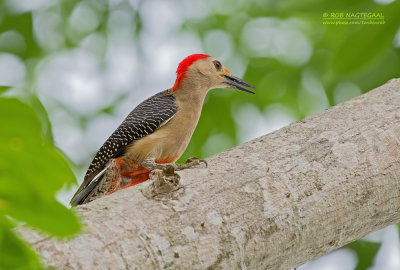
[170,54,255,95]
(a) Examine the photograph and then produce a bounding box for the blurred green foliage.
[0,93,81,269]
[0,216,42,270]
[1,0,399,269]
[347,240,381,270]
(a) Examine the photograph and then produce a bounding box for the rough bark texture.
[18,79,400,269]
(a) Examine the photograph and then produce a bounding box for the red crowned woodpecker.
[71,54,255,205]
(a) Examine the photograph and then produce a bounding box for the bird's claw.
[185,156,208,168]
[149,163,178,176]
[177,156,207,170]
[143,157,206,178]
[154,163,178,170]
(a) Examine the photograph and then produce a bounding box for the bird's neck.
[171,81,209,109]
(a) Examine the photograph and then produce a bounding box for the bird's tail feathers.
[70,164,110,206]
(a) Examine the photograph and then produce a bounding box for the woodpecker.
[70,54,255,205]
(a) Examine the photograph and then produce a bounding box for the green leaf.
[346,240,381,270]
[0,97,81,236]
[27,95,54,143]
[0,216,44,270]
[398,223,400,241]
[0,86,11,95]
[0,12,41,59]
[332,1,400,74]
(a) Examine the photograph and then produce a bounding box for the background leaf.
[0,216,44,270]
[0,86,11,95]
[346,240,381,270]
[0,97,81,269]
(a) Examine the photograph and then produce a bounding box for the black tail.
[70,166,108,206]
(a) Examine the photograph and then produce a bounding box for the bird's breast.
[124,99,203,163]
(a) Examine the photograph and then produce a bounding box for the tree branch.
[18,79,400,269]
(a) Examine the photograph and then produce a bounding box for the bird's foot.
[179,156,208,170]
[142,157,207,176]
[141,159,178,176]
[140,157,207,199]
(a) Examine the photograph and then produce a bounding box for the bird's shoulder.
[124,90,177,122]
[110,90,177,142]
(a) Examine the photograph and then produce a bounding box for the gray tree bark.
[18,79,400,269]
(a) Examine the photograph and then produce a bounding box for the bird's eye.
[213,60,222,70]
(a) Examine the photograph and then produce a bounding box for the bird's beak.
[223,74,256,94]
